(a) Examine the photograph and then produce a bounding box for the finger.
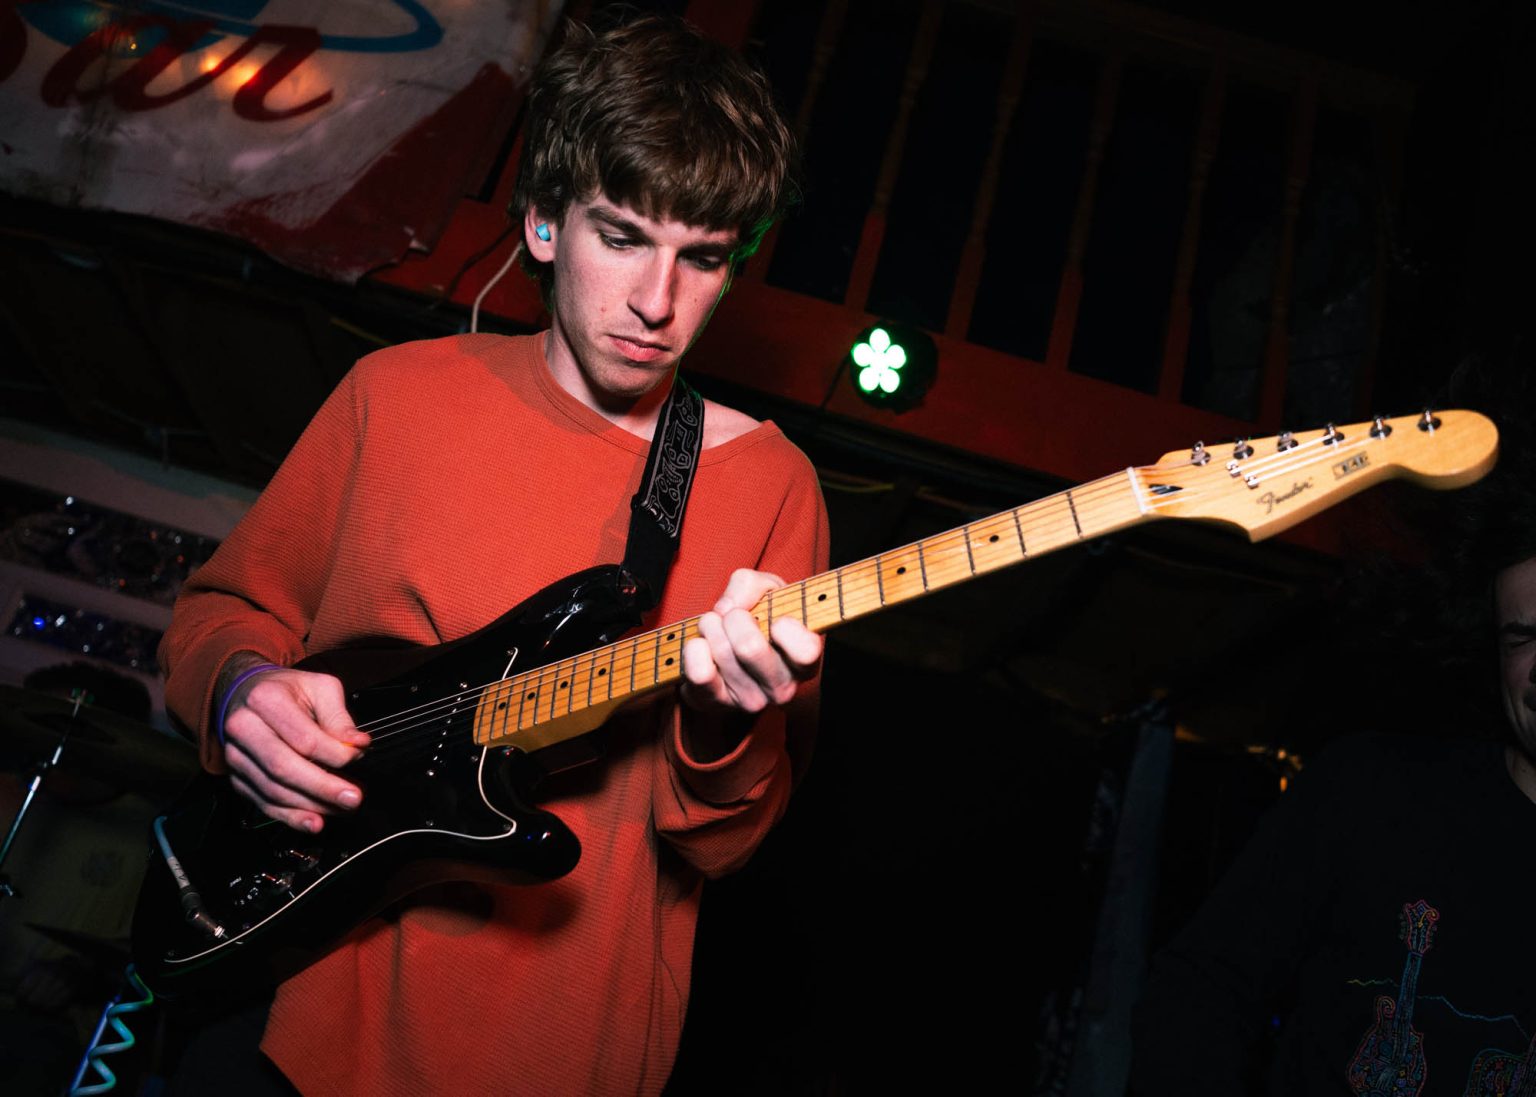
[242,678,367,771]
[224,740,345,817]
[721,608,797,706]
[716,568,786,615]
[681,634,730,710]
[223,706,364,810]
[701,609,770,712]
[229,770,328,833]
[717,606,791,708]
[303,673,371,749]
[769,618,823,679]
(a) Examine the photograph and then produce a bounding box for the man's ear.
[525,207,557,262]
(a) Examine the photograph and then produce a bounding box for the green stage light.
[847,323,936,411]
[854,327,907,394]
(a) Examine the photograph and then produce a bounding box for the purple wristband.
[216,663,282,745]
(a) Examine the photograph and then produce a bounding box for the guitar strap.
[621,375,704,612]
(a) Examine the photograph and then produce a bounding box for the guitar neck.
[473,470,1148,750]
[473,409,1498,753]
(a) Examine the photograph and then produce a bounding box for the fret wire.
[962,524,976,574]
[916,541,929,590]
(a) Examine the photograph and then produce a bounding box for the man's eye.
[688,255,726,272]
[599,234,635,250]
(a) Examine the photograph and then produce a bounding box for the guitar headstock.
[1399,899,1440,956]
[1139,410,1498,541]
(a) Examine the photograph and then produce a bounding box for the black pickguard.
[132,565,646,996]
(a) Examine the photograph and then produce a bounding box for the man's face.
[1494,556,1536,758]
[527,195,737,413]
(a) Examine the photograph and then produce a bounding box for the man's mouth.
[611,336,668,363]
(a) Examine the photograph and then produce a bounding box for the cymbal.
[0,685,197,796]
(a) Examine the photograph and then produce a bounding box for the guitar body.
[1465,1034,1536,1097]
[1346,996,1426,1097]
[132,565,645,997]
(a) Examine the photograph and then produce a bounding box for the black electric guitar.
[131,411,1498,995]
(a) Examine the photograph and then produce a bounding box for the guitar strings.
[347,427,1397,758]
[349,430,1386,757]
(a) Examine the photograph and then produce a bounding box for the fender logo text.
[1257,479,1313,515]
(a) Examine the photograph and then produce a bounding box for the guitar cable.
[153,815,228,941]
[67,964,155,1096]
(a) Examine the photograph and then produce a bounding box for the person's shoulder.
[1304,731,1502,798]
[350,333,534,390]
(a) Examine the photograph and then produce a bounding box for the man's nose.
[629,253,676,328]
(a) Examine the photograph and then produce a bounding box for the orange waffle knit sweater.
[159,333,829,1096]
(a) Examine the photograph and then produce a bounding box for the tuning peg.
[1232,439,1254,460]
[1322,423,1344,445]
[1369,415,1393,438]
[1190,441,1211,466]
[1276,431,1298,452]
[1418,409,1441,432]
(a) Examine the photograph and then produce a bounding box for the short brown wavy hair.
[511,14,798,297]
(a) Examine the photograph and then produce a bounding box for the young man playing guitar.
[159,16,827,1095]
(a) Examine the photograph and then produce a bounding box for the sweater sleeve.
[1129,740,1361,1095]
[158,369,363,774]
[653,450,830,878]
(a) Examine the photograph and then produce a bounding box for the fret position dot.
[989,534,999,543]
[526,692,536,700]
[560,681,569,690]
[817,594,827,601]
[896,566,907,575]
[497,701,507,710]
[598,669,607,676]
[665,657,674,666]
[666,632,676,641]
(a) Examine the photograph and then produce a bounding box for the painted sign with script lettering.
[0,1,559,280]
